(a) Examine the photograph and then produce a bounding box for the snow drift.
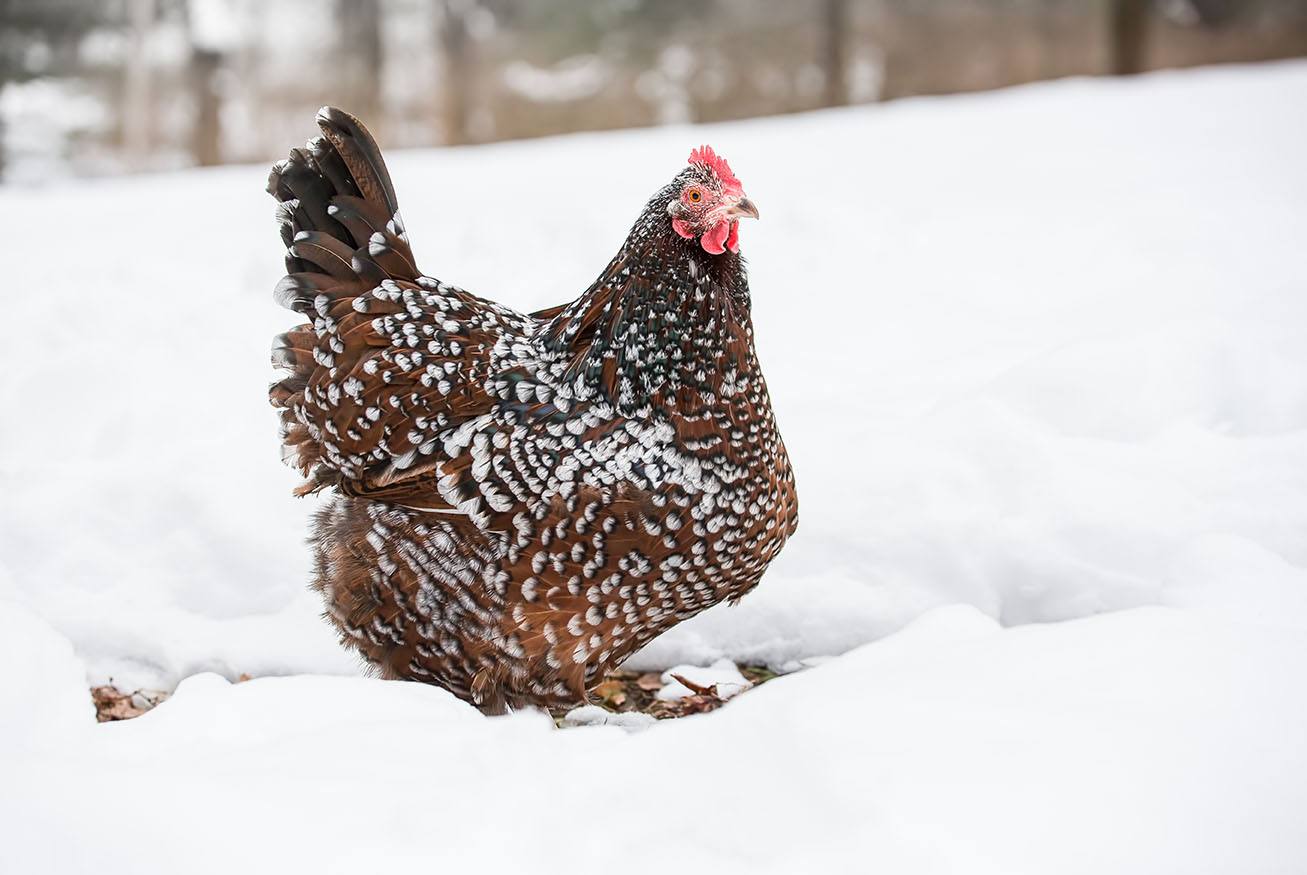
[4,601,1306,874]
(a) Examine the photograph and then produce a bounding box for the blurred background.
[2,0,1306,184]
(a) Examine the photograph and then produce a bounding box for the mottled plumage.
[268,107,797,712]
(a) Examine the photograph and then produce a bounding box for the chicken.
[268,108,798,713]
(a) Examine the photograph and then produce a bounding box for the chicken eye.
[686,188,702,203]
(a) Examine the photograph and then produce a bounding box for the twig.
[669,673,719,698]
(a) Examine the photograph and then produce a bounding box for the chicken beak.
[726,196,760,220]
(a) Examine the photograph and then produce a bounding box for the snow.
[3,604,1306,873]
[502,55,611,102]
[0,599,95,745]
[0,78,110,183]
[187,0,242,53]
[559,703,657,730]
[1,61,1306,871]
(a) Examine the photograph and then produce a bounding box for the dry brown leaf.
[593,678,628,707]
[91,685,169,722]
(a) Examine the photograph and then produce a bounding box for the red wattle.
[701,220,730,255]
[726,221,740,253]
[671,218,694,240]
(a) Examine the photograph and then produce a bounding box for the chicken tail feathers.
[267,107,417,285]
[267,107,419,487]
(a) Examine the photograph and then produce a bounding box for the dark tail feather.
[266,105,418,285]
[314,106,400,219]
[267,106,419,483]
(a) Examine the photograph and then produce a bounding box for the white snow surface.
[2,62,1307,871]
[3,601,1306,873]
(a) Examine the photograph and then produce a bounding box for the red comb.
[688,145,742,195]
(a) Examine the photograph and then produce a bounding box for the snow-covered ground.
[6,601,1306,874]
[2,61,1306,873]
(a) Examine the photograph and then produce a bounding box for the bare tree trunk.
[1108,0,1150,75]
[1034,0,1061,82]
[189,47,222,166]
[437,1,473,145]
[121,0,155,168]
[335,0,384,121]
[821,0,848,107]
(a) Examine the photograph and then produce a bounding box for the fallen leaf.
[593,678,628,708]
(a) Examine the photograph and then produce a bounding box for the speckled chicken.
[268,108,798,713]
